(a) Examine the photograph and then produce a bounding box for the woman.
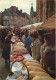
[2,33,13,64]
[21,32,26,43]
[30,30,41,61]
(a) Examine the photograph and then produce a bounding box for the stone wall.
[36,0,55,22]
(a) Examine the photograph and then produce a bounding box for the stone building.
[2,9,18,27]
[2,6,30,27]
[30,3,37,24]
[36,0,55,22]
[18,13,29,27]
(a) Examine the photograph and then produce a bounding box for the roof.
[2,9,11,16]
[2,9,18,16]
[21,13,27,17]
[40,14,56,29]
[10,11,18,16]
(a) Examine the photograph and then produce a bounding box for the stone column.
[36,0,43,22]
[36,0,40,22]
[42,0,47,21]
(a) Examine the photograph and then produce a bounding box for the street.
[0,48,10,80]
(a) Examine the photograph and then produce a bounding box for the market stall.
[39,15,56,30]
[6,35,54,80]
[20,22,43,30]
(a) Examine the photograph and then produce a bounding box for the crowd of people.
[0,27,55,78]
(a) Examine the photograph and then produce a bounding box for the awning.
[20,22,43,29]
[40,14,56,29]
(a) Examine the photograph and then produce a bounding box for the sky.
[0,0,36,14]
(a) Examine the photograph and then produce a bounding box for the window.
[5,16,8,19]
[11,16,12,19]
[4,21,8,26]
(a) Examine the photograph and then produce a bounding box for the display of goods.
[11,53,24,62]
[12,36,20,42]
[25,62,42,67]
[12,53,23,59]
[15,39,20,42]
[16,53,23,56]
[29,71,50,79]
[27,66,45,72]
[9,40,54,80]
[21,64,26,70]
[32,76,54,80]
[13,46,28,54]
[11,57,24,63]
[12,36,18,39]
[14,42,24,47]
[23,59,39,64]
[17,76,24,80]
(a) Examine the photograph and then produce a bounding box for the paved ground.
[0,48,10,80]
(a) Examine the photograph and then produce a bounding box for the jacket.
[31,38,41,61]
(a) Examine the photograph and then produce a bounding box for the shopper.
[21,32,26,43]
[24,35,32,56]
[2,33,13,64]
[30,30,41,61]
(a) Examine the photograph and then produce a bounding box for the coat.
[31,38,41,61]
[40,43,55,76]
[24,36,32,55]
[2,36,11,60]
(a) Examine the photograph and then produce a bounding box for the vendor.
[40,32,55,78]
[30,30,41,61]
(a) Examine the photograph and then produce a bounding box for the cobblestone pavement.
[0,48,10,80]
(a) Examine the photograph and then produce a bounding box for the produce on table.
[13,42,24,47]
[25,62,42,67]
[13,46,28,54]
[11,53,25,62]
[27,66,45,72]
[29,71,50,79]
[32,76,54,80]
[23,58,39,64]
[17,75,25,80]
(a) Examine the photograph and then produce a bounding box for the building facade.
[36,0,55,22]
[18,13,29,27]
[2,10,18,27]
[2,6,30,27]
